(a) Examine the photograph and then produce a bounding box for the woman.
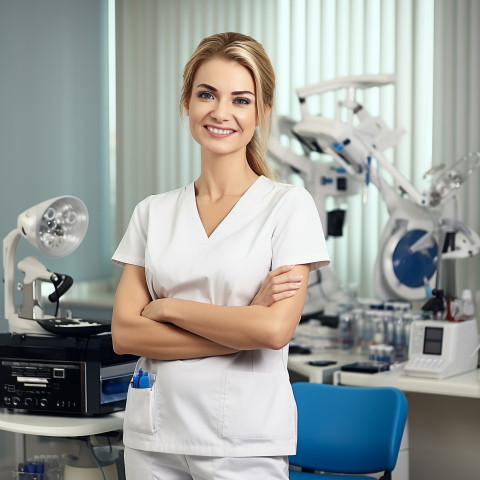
[112,32,330,480]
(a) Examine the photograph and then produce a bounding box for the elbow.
[263,319,294,350]
[111,323,130,356]
[111,332,125,355]
[267,336,291,351]
[267,339,289,351]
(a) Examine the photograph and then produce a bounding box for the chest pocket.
[222,371,296,440]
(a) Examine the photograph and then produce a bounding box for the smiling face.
[185,58,258,159]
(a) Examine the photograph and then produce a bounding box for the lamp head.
[17,196,88,257]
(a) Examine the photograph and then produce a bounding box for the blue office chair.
[290,382,408,480]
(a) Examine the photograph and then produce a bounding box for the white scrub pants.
[124,447,289,480]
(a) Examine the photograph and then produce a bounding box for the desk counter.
[0,409,124,437]
[288,349,480,398]
[335,366,480,398]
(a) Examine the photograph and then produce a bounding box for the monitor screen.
[423,326,443,355]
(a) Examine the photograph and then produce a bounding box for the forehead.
[193,58,255,92]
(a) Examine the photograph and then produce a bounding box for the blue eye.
[198,91,214,100]
[234,97,250,105]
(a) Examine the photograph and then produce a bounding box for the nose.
[210,99,230,122]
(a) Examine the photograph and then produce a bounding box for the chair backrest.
[291,382,408,474]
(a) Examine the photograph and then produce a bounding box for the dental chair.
[290,382,408,480]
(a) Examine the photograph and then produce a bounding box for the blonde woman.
[112,32,329,479]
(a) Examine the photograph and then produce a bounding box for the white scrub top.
[112,175,330,457]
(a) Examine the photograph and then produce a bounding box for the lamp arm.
[354,136,429,208]
[296,74,397,100]
[296,74,396,120]
[267,136,313,178]
[3,229,21,320]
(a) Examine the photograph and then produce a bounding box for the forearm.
[144,264,311,350]
[111,264,239,360]
[162,300,289,350]
[112,313,240,360]
[163,304,281,350]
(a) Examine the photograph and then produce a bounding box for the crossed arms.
[112,263,310,360]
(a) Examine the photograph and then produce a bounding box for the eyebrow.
[196,83,255,96]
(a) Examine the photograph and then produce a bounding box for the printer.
[0,333,137,415]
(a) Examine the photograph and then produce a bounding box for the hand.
[250,265,304,307]
[142,298,168,322]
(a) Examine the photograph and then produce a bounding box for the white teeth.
[207,126,234,135]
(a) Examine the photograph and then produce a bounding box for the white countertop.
[288,349,480,399]
[336,366,480,398]
[0,409,124,436]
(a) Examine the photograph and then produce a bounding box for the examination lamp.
[3,196,88,334]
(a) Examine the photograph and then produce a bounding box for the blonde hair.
[180,32,275,179]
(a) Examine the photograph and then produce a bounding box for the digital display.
[423,327,443,355]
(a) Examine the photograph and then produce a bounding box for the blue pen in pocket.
[139,371,149,389]
[132,368,143,388]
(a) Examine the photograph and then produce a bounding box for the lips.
[205,125,236,136]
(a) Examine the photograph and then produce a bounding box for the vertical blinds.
[115,0,478,300]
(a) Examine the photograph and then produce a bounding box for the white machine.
[269,74,480,303]
[404,319,478,379]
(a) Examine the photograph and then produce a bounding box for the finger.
[272,290,297,302]
[272,273,303,285]
[272,281,303,294]
[267,270,303,286]
[269,265,295,278]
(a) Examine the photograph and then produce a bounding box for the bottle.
[339,312,355,351]
[361,311,375,353]
[459,289,475,320]
[392,303,410,362]
[372,312,385,345]
[352,308,364,353]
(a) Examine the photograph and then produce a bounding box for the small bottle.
[460,289,475,320]
[372,312,385,345]
[363,311,376,350]
[339,312,355,351]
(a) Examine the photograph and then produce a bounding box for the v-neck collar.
[188,175,266,241]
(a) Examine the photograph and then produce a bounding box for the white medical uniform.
[112,176,330,462]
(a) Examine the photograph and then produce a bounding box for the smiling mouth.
[205,126,236,135]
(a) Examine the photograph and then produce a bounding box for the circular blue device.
[392,229,438,288]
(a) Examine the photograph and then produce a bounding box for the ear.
[184,100,190,116]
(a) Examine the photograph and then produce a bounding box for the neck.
[196,150,259,197]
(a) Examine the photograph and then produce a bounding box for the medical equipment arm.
[275,74,480,302]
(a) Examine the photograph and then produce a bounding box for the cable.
[86,437,107,480]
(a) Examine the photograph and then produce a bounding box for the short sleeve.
[111,199,150,268]
[271,187,330,272]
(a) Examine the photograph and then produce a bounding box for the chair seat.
[290,471,378,480]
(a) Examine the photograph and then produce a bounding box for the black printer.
[0,333,137,415]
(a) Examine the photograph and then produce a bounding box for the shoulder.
[133,184,191,217]
[259,177,321,227]
[259,176,313,206]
